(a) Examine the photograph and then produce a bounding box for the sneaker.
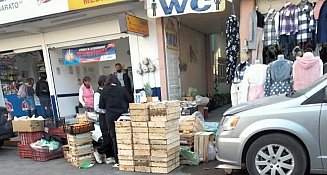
[113,163,119,168]
[105,157,115,164]
[93,151,103,164]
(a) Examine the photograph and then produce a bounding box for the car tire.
[246,133,307,175]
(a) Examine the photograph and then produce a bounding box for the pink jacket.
[81,84,94,108]
[293,52,323,91]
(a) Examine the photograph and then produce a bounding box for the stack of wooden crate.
[149,101,180,174]
[67,132,95,167]
[115,121,134,172]
[179,115,204,146]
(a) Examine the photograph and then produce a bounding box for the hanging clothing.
[240,64,267,103]
[231,62,251,106]
[313,0,326,20]
[279,3,299,35]
[248,10,264,50]
[264,9,279,47]
[265,59,293,96]
[293,52,323,91]
[226,15,240,84]
[317,1,327,44]
[297,1,315,44]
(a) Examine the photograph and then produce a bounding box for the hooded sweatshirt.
[99,84,133,115]
[293,52,323,91]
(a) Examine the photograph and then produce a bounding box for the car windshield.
[287,74,327,97]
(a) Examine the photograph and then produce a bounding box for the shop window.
[214,57,226,83]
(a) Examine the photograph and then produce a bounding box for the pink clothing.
[314,0,326,20]
[293,52,323,91]
[82,85,94,108]
[248,85,264,102]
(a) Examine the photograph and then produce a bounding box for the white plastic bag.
[208,142,217,161]
[195,95,209,106]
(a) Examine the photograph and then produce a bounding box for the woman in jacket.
[99,74,133,168]
[93,75,115,164]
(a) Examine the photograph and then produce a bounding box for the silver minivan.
[216,74,327,174]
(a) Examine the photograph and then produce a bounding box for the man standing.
[36,74,52,118]
[114,63,132,95]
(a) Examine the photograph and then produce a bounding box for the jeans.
[105,112,121,163]
[39,95,52,118]
[97,113,114,157]
[24,96,37,117]
[280,34,296,60]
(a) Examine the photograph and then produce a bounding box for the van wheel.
[246,133,307,175]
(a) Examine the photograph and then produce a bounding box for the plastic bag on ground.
[208,142,217,161]
[195,95,209,106]
[180,147,200,166]
[204,122,219,134]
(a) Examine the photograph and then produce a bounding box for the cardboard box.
[12,119,45,132]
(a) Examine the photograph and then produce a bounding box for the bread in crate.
[64,121,95,135]
[129,103,150,122]
[149,101,180,121]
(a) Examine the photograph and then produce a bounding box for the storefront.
[146,0,240,105]
[0,1,162,118]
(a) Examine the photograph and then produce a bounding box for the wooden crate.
[119,165,135,172]
[115,121,131,127]
[149,131,179,140]
[133,155,150,166]
[148,119,179,128]
[130,103,150,122]
[115,127,132,133]
[134,149,151,156]
[179,115,204,132]
[149,125,179,133]
[133,132,149,139]
[70,153,95,168]
[134,144,150,150]
[117,139,132,144]
[132,127,149,133]
[118,149,134,156]
[69,143,94,156]
[151,151,179,162]
[151,146,180,158]
[150,134,180,145]
[151,161,180,174]
[118,155,133,160]
[133,138,150,145]
[132,122,148,127]
[117,143,133,150]
[116,132,132,140]
[151,156,179,167]
[135,166,151,173]
[67,132,93,146]
[151,140,180,150]
[194,132,214,163]
[180,133,195,146]
[119,159,134,166]
[150,112,180,122]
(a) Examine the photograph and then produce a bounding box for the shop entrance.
[0,50,51,117]
[49,37,132,118]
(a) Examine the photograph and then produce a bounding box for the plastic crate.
[45,117,65,128]
[31,148,63,162]
[64,122,95,135]
[48,126,67,138]
[18,143,32,158]
[19,132,44,145]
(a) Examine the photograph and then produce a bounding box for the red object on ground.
[31,148,63,162]
[19,132,44,145]
[18,143,32,158]
[48,126,66,138]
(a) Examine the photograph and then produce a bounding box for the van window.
[302,89,324,105]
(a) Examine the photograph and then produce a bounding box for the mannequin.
[231,51,251,106]
[265,54,293,96]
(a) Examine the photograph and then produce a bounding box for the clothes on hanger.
[293,52,323,91]
[264,9,279,47]
[264,58,293,96]
[279,2,299,35]
[297,1,315,45]
[313,0,326,20]
[231,61,251,106]
[240,63,267,103]
[317,1,327,44]
[226,15,240,84]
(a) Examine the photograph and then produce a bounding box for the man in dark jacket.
[99,74,133,168]
[114,63,132,96]
[36,74,52,118]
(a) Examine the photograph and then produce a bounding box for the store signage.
[0,0,131,25]
[119,13,149,37]
[0,0,68,25]
[67,0,129,11]
[62,43,116,65]
[147,0,225,18]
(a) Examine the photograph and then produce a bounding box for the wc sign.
[147,0,225,18]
